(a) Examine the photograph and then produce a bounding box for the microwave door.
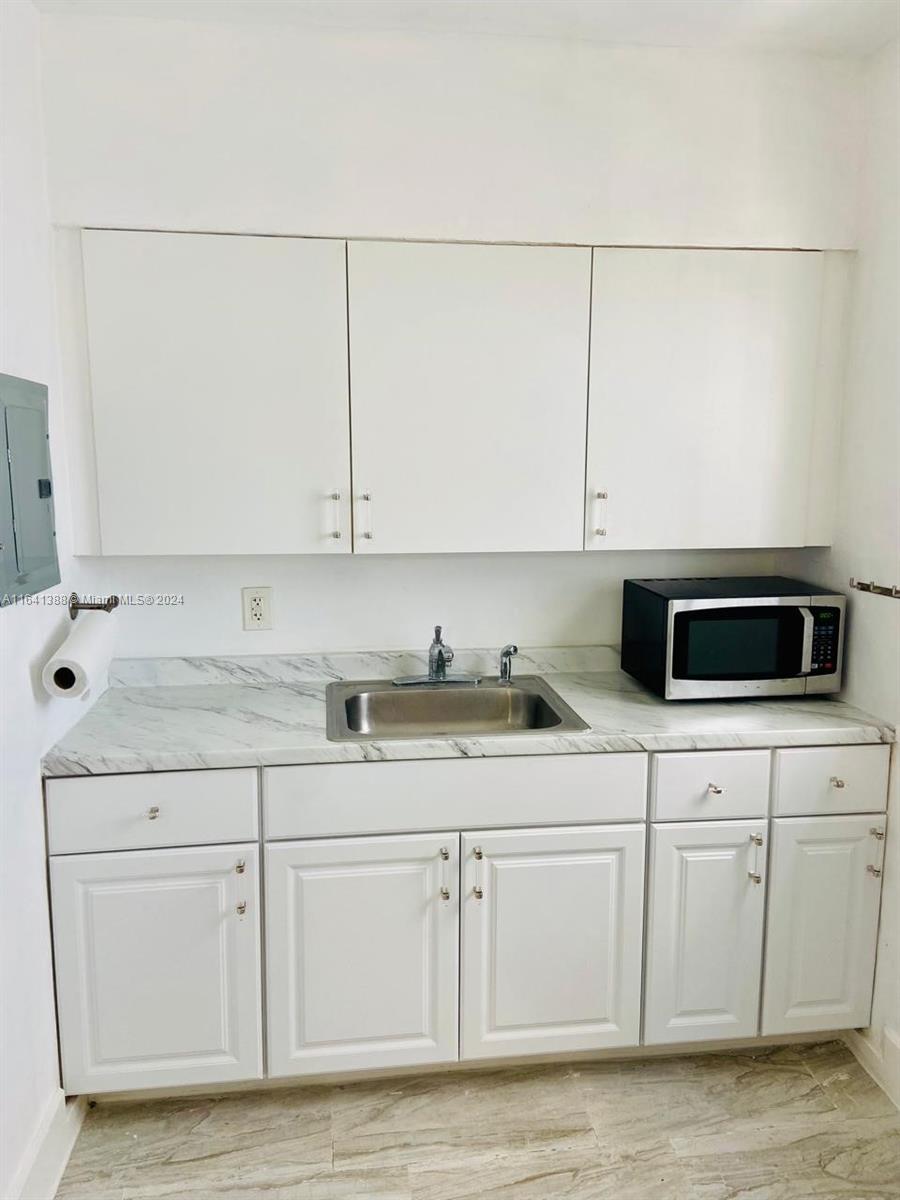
[666,599,810,698]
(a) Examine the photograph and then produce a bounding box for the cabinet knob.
[147,806,160,820]
[870,828,885,840]
[750,833,764,847]
[707,783,725,795]
[867,865,882,878]
[473,886,484,900]
[235,859,246,874]
[236,900,247,915]
[440,887,450,901]
[748,872,762,884]
[830,776,846,789]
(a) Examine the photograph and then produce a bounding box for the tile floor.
[55,1042,900,1200]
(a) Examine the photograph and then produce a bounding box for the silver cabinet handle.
[708,783,725,796]
[147,806,160,820]
[830,776,846,789]
[748,831,764,883]
[439,846,451,901]
[867,865,882,878]
[235,859,246,874]
[330,491,342,539]
[236,901,247,915]
[360,492,373,540]
[870,828,885,840]
[593,490,608,537]
[473,846,484,900]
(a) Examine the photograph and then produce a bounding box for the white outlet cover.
[242,586,273,630]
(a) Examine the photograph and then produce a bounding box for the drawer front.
[264,753,647,840]
[772,745,890,816]
[651,751,770,821]
[46,769,259,854]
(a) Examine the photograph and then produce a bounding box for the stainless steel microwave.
[621,577,845,700]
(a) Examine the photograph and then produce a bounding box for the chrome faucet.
[392,626,481,687]
[428,625,454,681]
[499,643,519,684]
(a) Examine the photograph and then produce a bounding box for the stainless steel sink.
[326,676,589,742]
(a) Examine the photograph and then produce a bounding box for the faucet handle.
[433,625,443,645]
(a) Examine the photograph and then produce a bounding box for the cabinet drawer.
[651,751,770,821]
[772,745,890,816]
[264,754,647,840]
[46,769,259,854]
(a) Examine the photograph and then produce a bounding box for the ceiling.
[34,0,900,57]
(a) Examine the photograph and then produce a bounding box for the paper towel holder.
[69,592,120,621]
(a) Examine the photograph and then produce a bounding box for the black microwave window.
[672,607,804,681]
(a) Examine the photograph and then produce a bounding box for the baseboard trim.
[844,1026,900,1112]
[7,1089,87,1200]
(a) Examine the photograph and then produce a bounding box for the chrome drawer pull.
[146,806,160,820]
[236,900,247,915]
[439,846,451,901]
[748,872,762,885]
[236,859,246,874]
[707,783,724,795]
[870,828,885,840]
[474,846,484,900]
[830,776,846,789]
[867,865,882,878]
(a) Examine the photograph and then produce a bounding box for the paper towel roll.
[42,609,118,699]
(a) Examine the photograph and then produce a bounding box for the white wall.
[0,2,87,1194]
[40,14,861,249]
[79,548,778,658]
[37,10,868,661]
[782,37,900,1104]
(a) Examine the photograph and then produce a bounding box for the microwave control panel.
[810,608,841,674]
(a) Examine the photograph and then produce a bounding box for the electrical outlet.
[242,586,272,630]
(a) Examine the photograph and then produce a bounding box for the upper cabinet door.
[82,231,351,554]
[585,249,825,550]
[348,241,591,553]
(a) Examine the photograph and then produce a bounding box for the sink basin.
[326,676,589,742]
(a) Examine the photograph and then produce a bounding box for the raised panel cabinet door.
[461,825,645,1060]
[50,845,262,1094]
[266,833,459,1077]
[762,816,886,1036]
[586,248,824,549]
[82,230,351,554]
[644,820,767,1046]
[348,240,591,553]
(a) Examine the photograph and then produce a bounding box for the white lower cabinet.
[266,833,459,1076]
[644,820,767,1045]
[761,815,886,1036]
[461,825,645,1059]
[51,844,262,1094]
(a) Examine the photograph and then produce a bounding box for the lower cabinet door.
[51,844,262,1094]
[266,833,459,1076]
[762,815,885,1035]
[461,824,645,1060]
[644,820,767,1045]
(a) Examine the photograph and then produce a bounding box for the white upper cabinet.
[585,249,826,550]
[347,240,591,553]
[81,230,351,554]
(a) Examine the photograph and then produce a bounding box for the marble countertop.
[42,647,894,777]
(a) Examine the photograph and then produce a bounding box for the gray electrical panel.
[1,373,60,605]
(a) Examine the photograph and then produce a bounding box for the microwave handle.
[799,607,814,675]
